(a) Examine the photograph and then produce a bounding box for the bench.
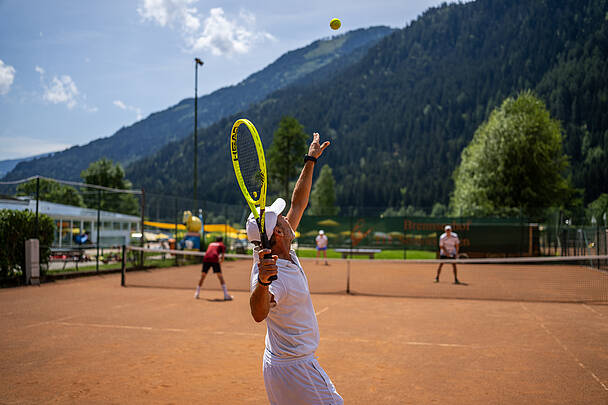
[50,248,91,270]
[334,248,382,259]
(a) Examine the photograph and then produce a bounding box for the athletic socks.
[222,284,232,300]
[194,286,200,299]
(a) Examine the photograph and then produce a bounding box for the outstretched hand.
[308,132,330,159]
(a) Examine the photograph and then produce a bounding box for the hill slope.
[2,26,394,182]
[126,0,608,212]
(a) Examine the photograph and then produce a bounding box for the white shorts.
[263,352,343,405]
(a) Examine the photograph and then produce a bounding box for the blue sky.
[0,0,446,160]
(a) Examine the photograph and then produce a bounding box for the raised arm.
[286,132,330,231]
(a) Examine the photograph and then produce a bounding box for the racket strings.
[236,124,264,201]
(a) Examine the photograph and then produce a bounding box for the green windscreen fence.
[298,215,539,257]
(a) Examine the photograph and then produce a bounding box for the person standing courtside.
[315,229,329,265]
[435,225,461,284]
[248,132,343,405]
[194,236,233,300]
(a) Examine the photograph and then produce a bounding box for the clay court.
[1,258,607,404]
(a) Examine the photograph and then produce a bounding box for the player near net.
[435,225,461,284]
[194,236,233,301]
[248,133,343,405]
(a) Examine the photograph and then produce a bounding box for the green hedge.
[0,209,54,285]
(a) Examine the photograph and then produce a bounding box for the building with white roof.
[0,197,140,247]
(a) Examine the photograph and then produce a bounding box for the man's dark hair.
[216,236,223,242]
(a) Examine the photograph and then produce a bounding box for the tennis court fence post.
[121,244,126,287]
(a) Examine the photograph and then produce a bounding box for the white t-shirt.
[315,234,328,248]
[250,250,320,359]
[439,232,459,257]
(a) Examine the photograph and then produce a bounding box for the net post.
[121,244,126,287]
[346,259,351,294]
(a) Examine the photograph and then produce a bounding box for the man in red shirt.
[194,237,232,300]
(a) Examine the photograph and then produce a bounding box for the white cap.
[444,225,452,231]
[246,198,286,242]
[319,230,324,235]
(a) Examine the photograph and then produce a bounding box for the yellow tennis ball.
[330,18,341,30]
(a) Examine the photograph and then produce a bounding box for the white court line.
[520,303,608,391]
[54,321,185,333]
[24,314,80,329]
[316,306,329,316]
[322,335,480,348]
[212,331,261,337]
[582,304,603,317]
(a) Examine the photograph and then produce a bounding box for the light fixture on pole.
[193,57,204,205]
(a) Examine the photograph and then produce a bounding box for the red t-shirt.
[203,242,225,263]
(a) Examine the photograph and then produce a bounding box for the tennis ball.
[330,18,341,30]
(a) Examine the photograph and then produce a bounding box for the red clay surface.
[1,260,607,404]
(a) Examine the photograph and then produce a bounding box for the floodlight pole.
[193,58,204,206]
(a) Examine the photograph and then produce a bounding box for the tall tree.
[267,116,308,201]
[16,178,84,207]
[81,158,139,215]
[309,164,339,216]
[586,193,608,225]
[450,91,575,217]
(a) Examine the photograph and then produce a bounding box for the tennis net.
[121,246,608,304]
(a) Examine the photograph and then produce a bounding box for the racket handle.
[263,252,278,281]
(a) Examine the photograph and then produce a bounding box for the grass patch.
[294,248,435,260]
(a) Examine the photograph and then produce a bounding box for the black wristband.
[258,276,271,286]
[303,154,317,164]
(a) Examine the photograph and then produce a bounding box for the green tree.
[309,165,339,215]
[268,116,308,201]
[430,203,447,217]
[450,91,574,217]
[81,158,139,215]
[16,178,84,207]
[587,193,608,224]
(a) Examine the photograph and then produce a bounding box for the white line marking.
[54,321,185,333]
[24,315,79,328]
[321,335,479,348]
[315,306,329,316]
[520,303,608,391]
[582,304,603,317]
[212,331,261,337]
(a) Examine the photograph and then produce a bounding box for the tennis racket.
[230,118,277,282]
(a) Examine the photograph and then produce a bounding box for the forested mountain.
[0,152,51,178]
[126,0,608,212]
[2,26,394,182]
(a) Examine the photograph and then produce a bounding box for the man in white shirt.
[315,230,329,265]
[247,132,343,405]
[435,225,461,284]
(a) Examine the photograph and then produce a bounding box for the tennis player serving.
[247,132,343,405]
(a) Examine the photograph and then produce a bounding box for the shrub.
[0,209,54,285]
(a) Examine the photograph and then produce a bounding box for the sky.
[0,0,446,161]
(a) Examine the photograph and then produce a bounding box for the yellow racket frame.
[230,118,268,233]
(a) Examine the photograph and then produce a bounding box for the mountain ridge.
[2,26,395,182]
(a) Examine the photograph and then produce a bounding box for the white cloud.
[113,99,143,120]
[35,66,96,112]
[138,0,200,31]
[44,75,79,109]
[113,100,127,109]
[138,1,273,56]
[190,8,275,55]
[0,60,16,95]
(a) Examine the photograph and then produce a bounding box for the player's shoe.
[194,293,199,299]
[434,277,439,283]
[224,295,233,301]
[454,279,461,284]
